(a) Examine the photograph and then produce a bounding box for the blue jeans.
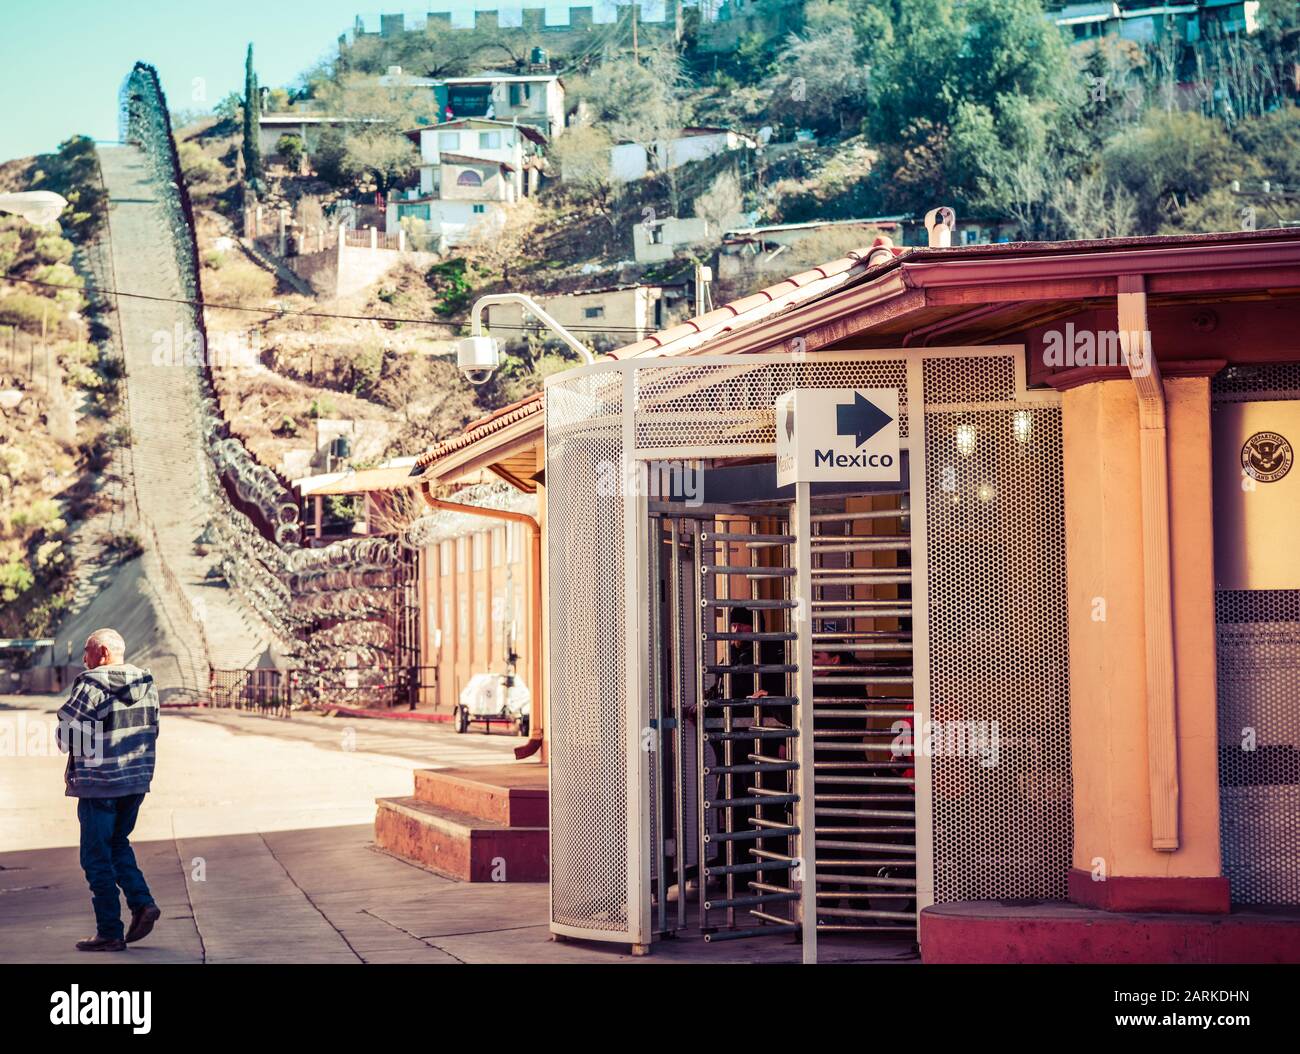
[77,794,154,940]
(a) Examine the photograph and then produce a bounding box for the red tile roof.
[609,237,905,359]
[411,392,543,473]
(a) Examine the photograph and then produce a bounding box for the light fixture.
[955,423,976,457]
[977,481,996,504]
[1013,409,1032,445]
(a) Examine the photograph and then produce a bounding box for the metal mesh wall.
[546,350,1073,945]
[634,359,909,451]
[1213,376,1300,905]
[546,370,631,934]
[922,356,1073,903]
[1215,589,1300,904]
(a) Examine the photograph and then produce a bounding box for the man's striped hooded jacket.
[57,664,160,798]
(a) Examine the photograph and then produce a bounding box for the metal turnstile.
[650,504,804,943]
[808,495,917,935]
[649,488,917,946]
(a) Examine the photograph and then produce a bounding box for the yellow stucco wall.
[1064,377,1222,879]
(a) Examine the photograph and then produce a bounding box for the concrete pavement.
[0,696,917,965]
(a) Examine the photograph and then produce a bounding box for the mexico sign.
[776,388,901,487]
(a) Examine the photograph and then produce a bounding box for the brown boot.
[125,904,161,944]
[76,935,127,952]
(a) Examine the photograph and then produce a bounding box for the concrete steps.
[375,764,548,883]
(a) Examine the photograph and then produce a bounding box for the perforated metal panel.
[546,369,632,936]
[922,356,1073,903]
[546,349,1073,951]
[1215,589,1300,905]
[1212,372,1300,906]
[633,359,909,454]
[1212,363,1300,403]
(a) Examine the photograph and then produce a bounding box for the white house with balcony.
[385,119,547,250]
[403,119,546,199]
[376,66,566,140]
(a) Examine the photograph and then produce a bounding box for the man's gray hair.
[87,628,126,659]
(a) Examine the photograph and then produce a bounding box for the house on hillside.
[610,126,757,183]
[1044,1,1260,44]
[376,66,566,139]
[256,113,383,157]
[483,280,695,348]
[632,216,713,262]
[385,119,548,249]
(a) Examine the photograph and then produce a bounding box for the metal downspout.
[420,481,545,760]
[1118,274,1180,850]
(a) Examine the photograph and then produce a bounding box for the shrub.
[10,498,64,534]
[0,229,20,273]
[275,134,305,170]
[101,531,144,561]
[0,292,54,332]
[34,233,74,265]
[0,558,34,602]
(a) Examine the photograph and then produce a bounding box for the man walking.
[56,628,162,952]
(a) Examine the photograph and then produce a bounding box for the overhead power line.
[0,271,673,336]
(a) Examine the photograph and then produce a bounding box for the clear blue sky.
[0,0,453,162]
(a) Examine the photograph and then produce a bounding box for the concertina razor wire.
[120,63,409,691]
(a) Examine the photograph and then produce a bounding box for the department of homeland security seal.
[1240,431,1294,483]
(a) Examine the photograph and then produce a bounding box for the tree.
[854,0,1068,215]
[571,48,692,174]
[463,198,543,287]
[312,129,348,186]
[550,125,619,226]
[30,136,106,241]
[1103,111,1240,233]
[340,128,417,192]
[242,44,262,185]
[767,3,870,134]
[339,22,524,79]
[693,170,745,235]
[1232,106,1300,187]
[213,91,243,130]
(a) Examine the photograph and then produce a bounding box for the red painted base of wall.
[1068,868,1231,914]
[920,901,1300,964]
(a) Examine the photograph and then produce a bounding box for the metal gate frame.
[544,346,1065,955]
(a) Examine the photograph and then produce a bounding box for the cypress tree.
[242,43,262,185]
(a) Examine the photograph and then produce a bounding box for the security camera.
[457,335,500,385]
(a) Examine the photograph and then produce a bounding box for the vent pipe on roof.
[925,206,956,248]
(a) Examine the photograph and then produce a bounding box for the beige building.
[483,282,693,347]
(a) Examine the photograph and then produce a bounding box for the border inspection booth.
[540,225,1300,963]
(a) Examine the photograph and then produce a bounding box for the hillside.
[158,0,1300,488]
[0,142,135,646]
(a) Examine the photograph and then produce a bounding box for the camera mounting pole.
[469,293,595,365]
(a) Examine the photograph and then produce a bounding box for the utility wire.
[1,271,676,335]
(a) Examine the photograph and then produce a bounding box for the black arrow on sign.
[836,392,893,448]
